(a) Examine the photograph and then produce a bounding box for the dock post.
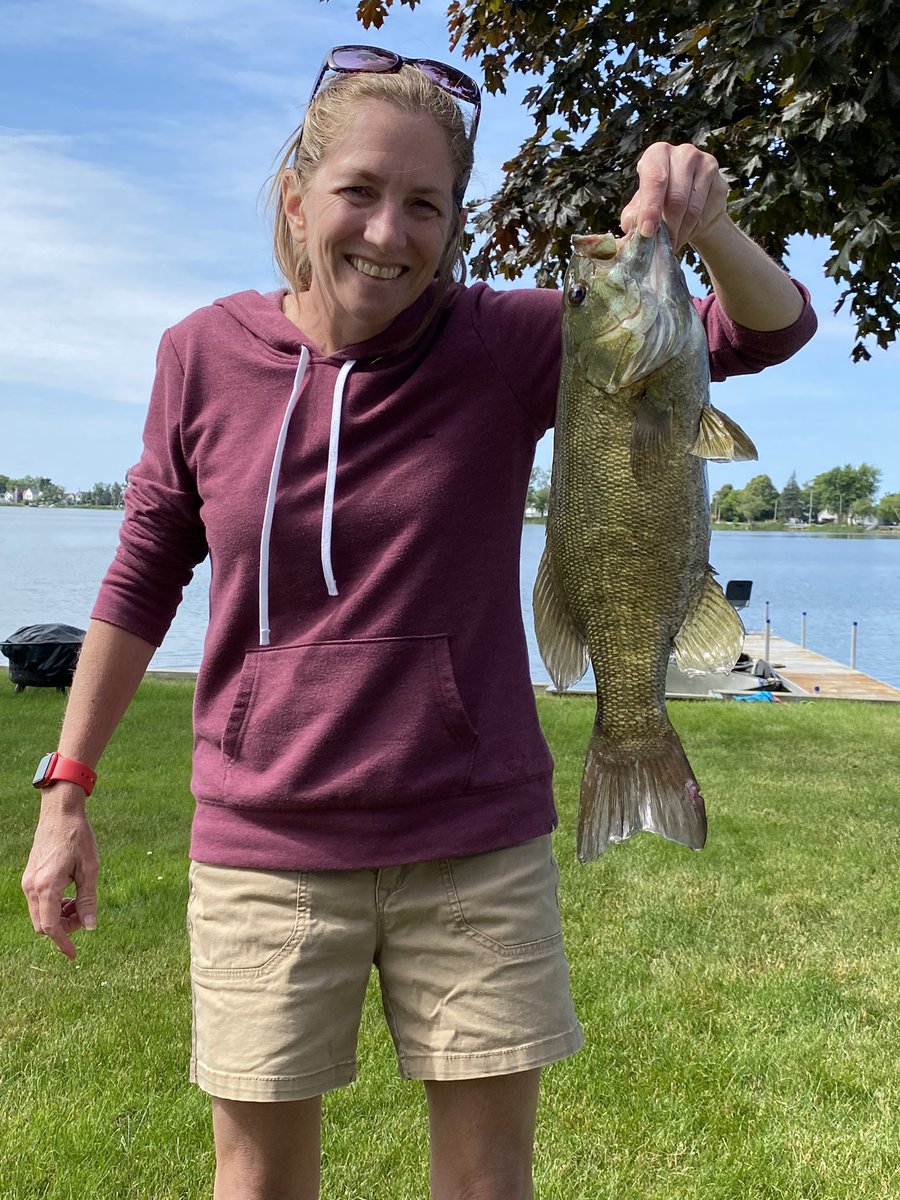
[765,600,770,626]
[765,618,771,662]
[801,611,807,648]
[851,621,858,669]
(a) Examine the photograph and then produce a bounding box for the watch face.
[33,752,55,786]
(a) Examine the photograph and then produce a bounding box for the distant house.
[22,488,35,503]
[816,507,878,528]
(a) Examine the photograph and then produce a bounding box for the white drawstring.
[321,359,355,597]
[258,348,310,646]
[258,351,356,646]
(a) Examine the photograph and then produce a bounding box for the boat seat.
[725,579,752,610]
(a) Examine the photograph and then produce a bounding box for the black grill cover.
[1,624,86,689]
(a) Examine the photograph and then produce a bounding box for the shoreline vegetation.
[5,506,900,534]
[524,515,900,535]
[2,681,899,1197]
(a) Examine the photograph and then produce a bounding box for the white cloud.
[0,131,239,404]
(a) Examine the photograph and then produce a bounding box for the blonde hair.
[270,65,474,296]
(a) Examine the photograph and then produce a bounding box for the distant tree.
[738,474,779,521]
[849,497,875,523]
[41,481,65,505]
[717,488,742,522]
[90,482,113,507]
[876,492,900,524]
[710,482,733,521]
[527,466,551,516]
[806,463,881,522]
[779,472,805,521]
[358,0,900,359]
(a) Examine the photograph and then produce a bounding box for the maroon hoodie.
[92,281,816,869]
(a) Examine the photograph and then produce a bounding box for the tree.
[737,474,779,521]
[779,471,805,521]
[710,482,733,521]
[91,482,113,507]
[357,0,900,359]
[717,488,742,522]
[876,492,900,524]
[805,462,881,522]
[527,466,551,516]
[41,481,65,505]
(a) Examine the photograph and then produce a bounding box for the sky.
[1,0,898,499]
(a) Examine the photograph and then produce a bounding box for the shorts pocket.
[221,635,478,809]
[187,862,307,978]
[441,837,564,959]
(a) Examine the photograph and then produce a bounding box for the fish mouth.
[573,232,618,261]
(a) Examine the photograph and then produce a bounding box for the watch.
[33,752,97,797]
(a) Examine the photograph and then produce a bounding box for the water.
[521,525,900,688]
[2,508,898,687]
[0,508,210,672]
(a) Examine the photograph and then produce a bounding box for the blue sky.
[2,0,897,498]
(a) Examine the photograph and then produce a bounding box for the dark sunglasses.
[305,44,481,143]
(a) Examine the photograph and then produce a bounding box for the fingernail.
[640,218,655,237]
[83,915,97,931]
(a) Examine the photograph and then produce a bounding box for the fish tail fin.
[577,723,707,862]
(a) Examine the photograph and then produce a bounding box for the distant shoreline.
[525,516,900,537]
[5,507,899,537]
[0,503,123,512]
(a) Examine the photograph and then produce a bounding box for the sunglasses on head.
[305,44,482,143]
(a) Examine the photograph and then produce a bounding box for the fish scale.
[534,225,757,861]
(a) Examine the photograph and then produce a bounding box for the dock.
[742,632,900,702]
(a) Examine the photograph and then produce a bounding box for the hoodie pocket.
[221,635,478,809]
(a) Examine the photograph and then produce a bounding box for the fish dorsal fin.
[631,391,674,479]
[692,405,759,462]
[673,567,744,673]
[533,543,590,691]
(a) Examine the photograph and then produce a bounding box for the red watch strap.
[34,752,97,796]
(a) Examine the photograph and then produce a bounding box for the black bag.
[1,624,86,691]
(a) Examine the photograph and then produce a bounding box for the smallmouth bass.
[535,225,757,861]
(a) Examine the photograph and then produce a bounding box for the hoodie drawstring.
[321,359,355,597]
[258,349,356,647]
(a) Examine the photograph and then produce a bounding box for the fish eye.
[567,284,587,306]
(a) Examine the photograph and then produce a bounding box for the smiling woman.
[21,39,817,1200]
[271,61,474,318]
[279,100,465,353]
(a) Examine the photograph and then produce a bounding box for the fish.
[534,224,758,861]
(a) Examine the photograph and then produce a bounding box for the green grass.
[2,680,900,1198]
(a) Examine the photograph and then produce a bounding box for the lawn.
[2,679,899,1198]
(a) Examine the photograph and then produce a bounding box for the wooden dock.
[742,632,900,702]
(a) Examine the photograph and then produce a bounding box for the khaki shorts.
[187,835,583,1102]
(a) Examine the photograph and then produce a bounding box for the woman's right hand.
[22,785,99,961]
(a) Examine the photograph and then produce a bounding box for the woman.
[23,46,816,1200]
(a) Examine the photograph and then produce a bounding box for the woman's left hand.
[620,142,728,251]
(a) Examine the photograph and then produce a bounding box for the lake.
[2,508,899,688]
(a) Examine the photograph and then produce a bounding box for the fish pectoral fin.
[533,544,589,691]
[691,405,759,462]
[673,567,744,673]
[630,392,674,479]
